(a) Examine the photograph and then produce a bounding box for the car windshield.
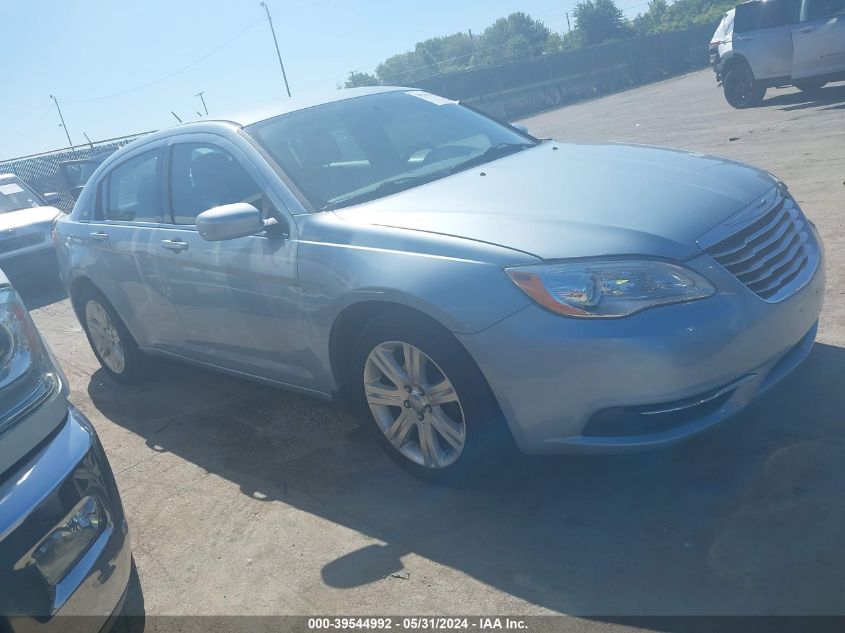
[244,90,537,211]
[0,177,45,213]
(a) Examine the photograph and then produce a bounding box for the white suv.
[711,0,845,107]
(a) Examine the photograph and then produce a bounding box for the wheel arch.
[720,51,754,78]
[328,300,504,416]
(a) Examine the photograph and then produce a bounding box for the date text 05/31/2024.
[307,617,529,630]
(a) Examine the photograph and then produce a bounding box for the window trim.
[161,134,288,234]
[94,146,165,225]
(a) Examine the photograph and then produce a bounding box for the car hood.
[0,206,61,232]
[334,142,777,260]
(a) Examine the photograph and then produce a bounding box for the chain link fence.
[0,133,152,212]
[411,22,719,119]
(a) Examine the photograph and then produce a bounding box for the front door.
[154,137,315,389]
[792,0,845,78]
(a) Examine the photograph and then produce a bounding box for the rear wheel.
[794,79,826,94]
[76,286,149,383]
[723,64,766,108]
[351,313,512,484]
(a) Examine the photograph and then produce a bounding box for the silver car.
[0,174,62,277]
[54,87,825,482]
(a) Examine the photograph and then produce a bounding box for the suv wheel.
[723,64,766,108]
[351,313,512,483]
[77,286,149,383]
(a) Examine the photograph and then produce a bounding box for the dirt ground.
[19,69,845,625]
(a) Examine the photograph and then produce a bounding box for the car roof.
[228,86,411,127]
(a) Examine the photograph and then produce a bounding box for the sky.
[1,0,648,161]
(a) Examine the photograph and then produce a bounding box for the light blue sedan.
[54,87,824,482]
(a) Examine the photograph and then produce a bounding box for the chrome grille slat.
[702,190,819,303]
[736,233,805,285]
[753,253,809,298]
[719,210,794,268]
[730,225,799,278]
[707,202,788,259]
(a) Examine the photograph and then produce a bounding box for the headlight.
[0,285,60,433]
[505,259,715,318]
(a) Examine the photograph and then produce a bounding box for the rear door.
[154,135,314,388]
[792,0,845,78]
[733,0,796,80]
[84,145,181,347]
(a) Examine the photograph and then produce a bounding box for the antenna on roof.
[171,111,183,124]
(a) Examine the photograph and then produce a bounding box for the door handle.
[89,231,109,242]
[160,239,189,252]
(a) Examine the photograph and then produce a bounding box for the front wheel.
[723,65,766,108]
[351,313,512,483]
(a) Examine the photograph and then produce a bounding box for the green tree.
[344,71,380,88]
[475,12,553,64]
[572,0,629,46]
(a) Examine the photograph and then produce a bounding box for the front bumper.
[459,244,825,455]
[0,406,131,631]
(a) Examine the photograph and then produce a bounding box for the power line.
[66,17,262,104]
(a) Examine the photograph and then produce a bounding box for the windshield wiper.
[446,142,535,175]
[321,142,535,211]
[322,174,441,211]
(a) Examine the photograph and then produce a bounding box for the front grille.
[703,192,817,302]
[0,231,45,255]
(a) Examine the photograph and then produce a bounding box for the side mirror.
[196,203,266,241]
[511,123,530,135]
[42,192,61,206]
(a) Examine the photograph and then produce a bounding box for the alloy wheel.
[85,299,126,374]
[364,341,466,469]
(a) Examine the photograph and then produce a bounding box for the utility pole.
[565,12,573,45]
[196,91,209,115]
[260,2,292,98]
[49,95,74,150]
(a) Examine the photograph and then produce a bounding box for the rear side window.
[99,150,161,223]
[735,0,793,31]
[803,0,845,20]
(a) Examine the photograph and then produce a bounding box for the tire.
[75,285,149,384]
[723,64,766,108]
[794,79,826,94]
[350,312,513,484]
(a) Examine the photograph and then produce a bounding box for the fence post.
[660,32,669,74]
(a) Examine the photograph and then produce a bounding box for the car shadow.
[87,342,845,615]
[760,82,845,111]
[6,270,67,310]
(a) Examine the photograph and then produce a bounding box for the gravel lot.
[17,69,845,625]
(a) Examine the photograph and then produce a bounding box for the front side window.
[168,143,276,225]
[245,90,536,211]
[100,150,161,222]
[0,177,46,213]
